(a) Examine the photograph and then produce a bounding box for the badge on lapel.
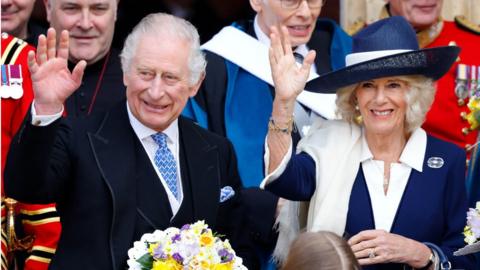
[220,186,235,203]
[427,157,444,169]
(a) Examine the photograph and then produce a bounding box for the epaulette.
[455,15,480,35]
[346,20,366,36]
[1,33,29,65]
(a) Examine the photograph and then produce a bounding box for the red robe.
[1,33,60,270]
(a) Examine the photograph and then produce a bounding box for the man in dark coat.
[5,13,272,270]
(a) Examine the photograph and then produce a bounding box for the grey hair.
[120,13,206,86]
[335,75,435,133]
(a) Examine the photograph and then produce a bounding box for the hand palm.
[269,26,315,102]
[29,29,86,112]
[31,58,80,104]
[272,55,310,100]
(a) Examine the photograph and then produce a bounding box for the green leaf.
[137,253,154,269]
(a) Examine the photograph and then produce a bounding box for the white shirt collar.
[253,15,310,58]
[126,102,179,144]
[359,127,426,172]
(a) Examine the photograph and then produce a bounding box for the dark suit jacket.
[5,101,265,269]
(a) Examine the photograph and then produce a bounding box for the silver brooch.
[427,157,444,169]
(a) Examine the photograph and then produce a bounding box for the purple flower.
[152,244,165,260]
[172,234,181,243]
[181,224,190,230]
[218,249,234,263]
[172,253,184,264]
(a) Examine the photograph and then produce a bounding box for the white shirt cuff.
[31,101,64,126]
[260,136,293,189]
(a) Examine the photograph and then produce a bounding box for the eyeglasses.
[280,0,326,10]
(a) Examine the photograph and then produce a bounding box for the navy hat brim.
[305,46,460,94]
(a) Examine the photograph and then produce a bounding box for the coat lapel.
[87,102,138,269]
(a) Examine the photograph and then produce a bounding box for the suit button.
[79,92,85,97]
[462,127,471,135]
[80,105,87,111]
[460,111,468,120]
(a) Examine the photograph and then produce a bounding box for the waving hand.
[28,28,86,115]
[269,25,315,105]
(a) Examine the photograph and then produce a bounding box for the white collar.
[359,127,426,172]
[253,15,309,58]
[126,102,179,143]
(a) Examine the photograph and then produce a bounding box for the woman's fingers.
[269,26,283,65]
[280,26,293,56]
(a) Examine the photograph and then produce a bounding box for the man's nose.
[78,10,93,30]
[295,0,313,17]
[149,75,166,99]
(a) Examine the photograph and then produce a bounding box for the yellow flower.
[153,259,182,270]
[467,97,480,130]
[200,260,211,269]
[149,243,159,255]
[200,233,214,247]
[213,262,233,270]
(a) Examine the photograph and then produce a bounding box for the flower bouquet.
[466,96,480,131]
[454,202,480,256]
[127,220,247,270]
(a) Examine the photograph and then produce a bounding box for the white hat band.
[345,49,412,67]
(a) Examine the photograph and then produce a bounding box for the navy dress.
[266,135,476,269]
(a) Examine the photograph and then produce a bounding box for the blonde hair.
[282,231,361,270]
[335,75,435,133]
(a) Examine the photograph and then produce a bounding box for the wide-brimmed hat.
[305,16,460,94]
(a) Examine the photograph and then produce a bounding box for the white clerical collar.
[126,102,179,144]
[253,15,309,58]
[359,127,426,172]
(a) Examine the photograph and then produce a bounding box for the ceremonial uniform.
[1,33,59,270]
[421,19,480,158]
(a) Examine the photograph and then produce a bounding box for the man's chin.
[69,51,102,65]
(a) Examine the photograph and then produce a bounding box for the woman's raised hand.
[269,25,315,104]
[28,28,86,115]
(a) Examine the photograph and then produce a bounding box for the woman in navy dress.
[262,16,475,270]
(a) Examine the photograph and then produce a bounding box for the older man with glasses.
[182,0,352,269]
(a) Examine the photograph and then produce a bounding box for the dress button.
[462,127,470,135]
[460,111,468,120]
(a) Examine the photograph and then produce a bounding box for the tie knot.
[293,52,304,64]
[151,133,168,148]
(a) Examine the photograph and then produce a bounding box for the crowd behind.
[1,0,480,269]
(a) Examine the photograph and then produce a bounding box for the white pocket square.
[220,186,235,202]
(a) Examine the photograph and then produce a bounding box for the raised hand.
[28,28,86,115]
[268,25,315,104]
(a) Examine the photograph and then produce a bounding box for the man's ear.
[188,72,205,97]
[249,0,263,13]
[44,0,52,22]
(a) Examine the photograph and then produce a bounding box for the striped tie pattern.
[151,133,178,199]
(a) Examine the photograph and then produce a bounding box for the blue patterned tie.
[151,133,179,199]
